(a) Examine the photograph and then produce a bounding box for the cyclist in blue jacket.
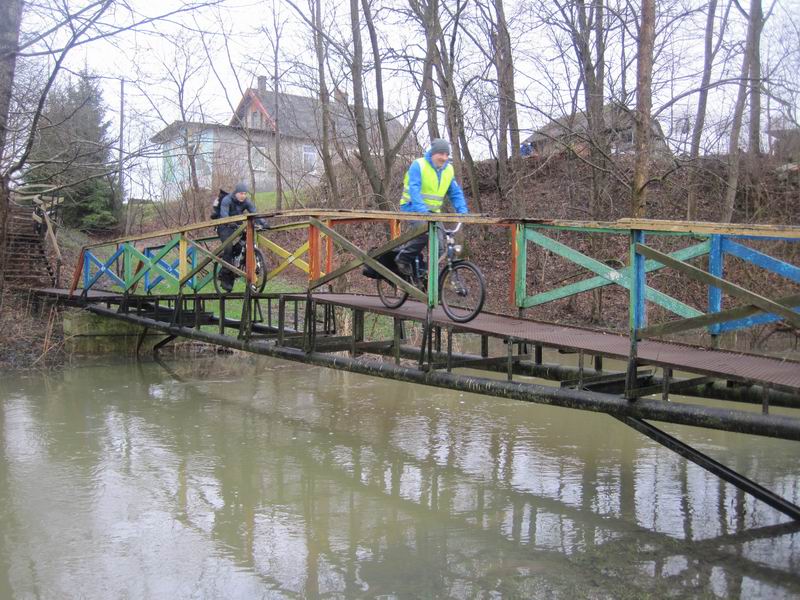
[395,138,469,275]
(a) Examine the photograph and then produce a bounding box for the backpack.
[210,189,227,219]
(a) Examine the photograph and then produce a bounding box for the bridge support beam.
[618,415,800,521]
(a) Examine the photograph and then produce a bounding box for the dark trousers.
[217,225,240,284]
[395,220,443,267]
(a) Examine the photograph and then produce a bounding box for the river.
[1,355,798,599]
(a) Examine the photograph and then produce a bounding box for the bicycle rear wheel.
[212,261,228,294]
[377,277,409,309]
[439,261,485,322]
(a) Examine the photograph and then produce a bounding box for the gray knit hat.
[234,182,249,194]
[430,138,451,155]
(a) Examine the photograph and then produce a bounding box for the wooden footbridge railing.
[36,209,800,521]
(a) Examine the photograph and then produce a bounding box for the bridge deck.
[302,293,800,394]
[34,288,800,395]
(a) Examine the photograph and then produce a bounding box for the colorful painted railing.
[513,219,800,339]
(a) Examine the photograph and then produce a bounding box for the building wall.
[161,128,215,200]
[159,126,322,200]
[212,129,321,195]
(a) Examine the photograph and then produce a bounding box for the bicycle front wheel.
[249,247,268,293]
[439,261,485,323]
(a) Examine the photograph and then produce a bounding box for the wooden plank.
[260,237,313,278]
[722,239,800,284]
[619,218,800,239]
[179,236,189,280]
[640,293,800,338]
[309,218,427,303]
[85,246,126,289]
[514,224,526,306]
[524,229,702,318]
[180,224,247,284]
[310,221,425,288]
[428,222,439,308]
[635,243,800,328]
[523,240,710,308]
[84,214,249,248]
[68,248,86,295]
[123,237,181,290]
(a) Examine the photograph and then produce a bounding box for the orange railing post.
[308,222,321,282]
[325,220,333,275]
[245,218,256,285]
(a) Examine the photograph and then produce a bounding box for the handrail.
[83,211,800,250]
[28,194,64,286]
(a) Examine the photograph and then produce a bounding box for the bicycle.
[213,238,268,294]
[376,223,485,323]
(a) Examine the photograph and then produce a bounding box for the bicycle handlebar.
[440,222,462,235]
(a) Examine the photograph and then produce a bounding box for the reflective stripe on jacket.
[400,157,455,213]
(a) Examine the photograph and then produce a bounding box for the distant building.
[521,103,670,158]
[151,76,409,200]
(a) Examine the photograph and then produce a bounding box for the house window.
[302,144,318,172]
[250,145,267,172]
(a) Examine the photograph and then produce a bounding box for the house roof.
[150,88,410,150]
[523,103,663,144]
[231,88,405,145]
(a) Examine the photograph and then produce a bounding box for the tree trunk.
[631,0,655,218]
[350,0,389,208]
[424,60,440,141]
[722,2,758,223]
[423,0,440,141]
[687,0,719,220]
[314,0,340,207]
[568,0,606,217]
[273,45,283,211]
[0,0,23,284]
[747,0,763,156]
[494,0,519,155]
[492,28,509,199]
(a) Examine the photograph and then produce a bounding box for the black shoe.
[219,278,234,293]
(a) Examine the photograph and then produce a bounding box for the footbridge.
[34,210,800,520]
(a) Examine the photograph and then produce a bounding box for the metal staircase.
[3,204,57,287]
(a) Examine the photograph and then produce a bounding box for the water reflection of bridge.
[33,210,800,523]
[15,361,796,597]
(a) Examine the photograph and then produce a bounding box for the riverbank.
[0,288,66,370]
[0,288,228,371]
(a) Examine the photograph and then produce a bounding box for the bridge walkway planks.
[300,293,800,395]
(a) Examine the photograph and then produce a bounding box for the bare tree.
[550,0,608,217]
[722,0,761,222]
[348,0,433,209]
[0,0,220,280]
[631,0,656,218]
[686,0,728,220]
[311,0,340,207]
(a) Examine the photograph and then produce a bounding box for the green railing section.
[513,222,800,340]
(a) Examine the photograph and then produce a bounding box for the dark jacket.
[218,193,267,228]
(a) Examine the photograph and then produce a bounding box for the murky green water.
[1,355,799,599]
